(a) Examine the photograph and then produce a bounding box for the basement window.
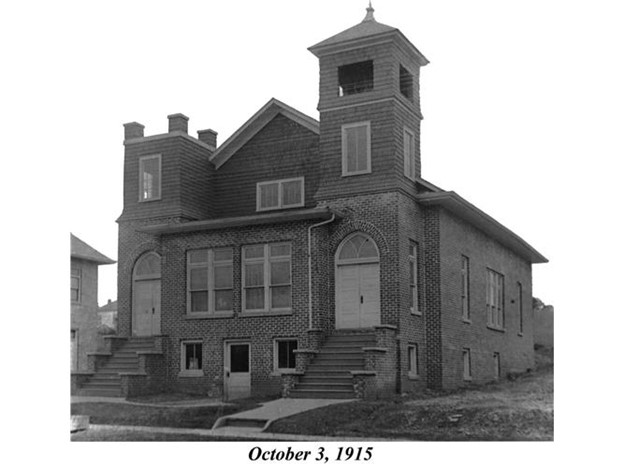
[274,339,298,371]
[408,344,419,378]
[338,60,374,96]
[180,341,203,376]
[400,65,413,100]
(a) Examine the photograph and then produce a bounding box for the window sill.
[411,309,422,317]
[408,373,420,380]
[341,170,372,177]
[487,325,506,333]
[518,332,524,337]
[178,370,204,378]
[462,318,472,324]
[185,312,234,320]
[138,197,162,203]
[257,204,304,213]
[463,377,473,382]
[240,310,292,318]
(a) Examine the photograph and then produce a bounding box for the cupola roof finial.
[363,1,375,22]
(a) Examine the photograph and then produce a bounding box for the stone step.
[300,376,352,384]
[313,355,364,363]
[77,388,122,397]
[82,379,122,388]
[295,382,353,391]
[306,363,365,371]
[289,389,355,399]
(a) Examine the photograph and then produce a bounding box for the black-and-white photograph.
[5,0,623,466]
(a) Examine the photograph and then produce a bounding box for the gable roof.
[98,300,118,312]
[210,98,319,170]
[415,192,548,264]
[70,234,115,265]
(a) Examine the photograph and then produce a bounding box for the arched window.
[337,233,379,264]
[133,252,161,280]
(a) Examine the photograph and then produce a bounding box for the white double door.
[336,263,380,329]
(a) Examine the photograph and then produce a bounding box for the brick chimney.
[197,129,218,148]
[123,122,144,140]
[168,113,189,133]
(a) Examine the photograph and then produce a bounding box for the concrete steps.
[289,332,374,399]
[76,338,155,397]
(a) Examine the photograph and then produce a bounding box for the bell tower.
[309,4,429,201]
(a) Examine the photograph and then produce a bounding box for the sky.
[3,0,623,464]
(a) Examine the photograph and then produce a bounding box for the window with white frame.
[243,243,292,312]
[461,255,470,321]
[493,352,500,379]
[139,155,161,201]
[409,241,421,315]
[187,248,233,314]
[274,338,298,371]
[517,282,524,334]
[486,269,505,329]
[408,344,419,377]
[463,348,472,380]
[180,341,203,376]
[403,127,416,180]
[71,267,81,303]
[257,177,304,211]
[342,122,371,176]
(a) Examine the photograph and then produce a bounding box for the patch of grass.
[71,428,264,442]
[71,394,277,430]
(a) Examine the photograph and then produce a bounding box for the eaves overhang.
[138,207,340,236]
[416,191,548,264]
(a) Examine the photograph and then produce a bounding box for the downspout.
[308,213,336,330]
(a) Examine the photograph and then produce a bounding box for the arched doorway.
[335,233,380,329]
[132,252,161,336]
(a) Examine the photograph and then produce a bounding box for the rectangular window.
[71,268,81,303]
[409,241,421,315]
[187,248,233,315]
[493,352,500,379]
[400,65,414,100]
[338,60,374,96]
[408,344,419,377]
[139,155,161,201]
[342,122,371,176]
[486,269,505,329]
[517,282,524,334]
[181,341,203,376]
[275,339,298,371]
[463,348,472,380]
[256,177,304,211]
[243,243,292,313]
[461,256,470,321]
[403,127,416,180]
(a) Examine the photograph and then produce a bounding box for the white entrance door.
[133,280,161,336]
[336,263,380,329]
[225,342,251,400]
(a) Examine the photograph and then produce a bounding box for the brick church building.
[73,5,547,399]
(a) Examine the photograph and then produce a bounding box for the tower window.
[400,65,413,100]
[139,154,161,202]
[338,60,374,96]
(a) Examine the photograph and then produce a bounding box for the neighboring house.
[70,234,115,371]
[98,299,118,331]
[74,6,547,399]
[534,304,554,347]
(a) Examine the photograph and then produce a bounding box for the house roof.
[308,5,428,65]
[70,234,115,265]
[415,192,548,264]
[210,98,319,170]
[139,207,340,236]
[98,300,118,312]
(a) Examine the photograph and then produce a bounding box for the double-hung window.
[139,155,161,201]
[517,282,524,334]
[187,248,233,315]
[257,177,304,211]
[71,267,81,303]
[342,122,371,176]
[493,352,501,379]
[486,269,504,329]
[243,243,292,313]
[409,241,421,315]
[463,348,472,381]
[461,255,470,321]
[403,127,416,180]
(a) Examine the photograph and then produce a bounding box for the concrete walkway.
[212,397,354,432]
[71,395,229,408]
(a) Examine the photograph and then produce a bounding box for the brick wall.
[437,209,535,387]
